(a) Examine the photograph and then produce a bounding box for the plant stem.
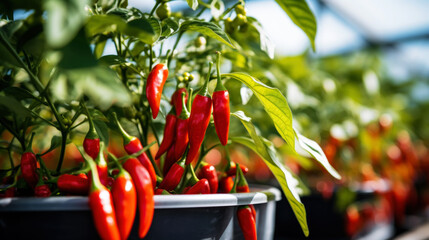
[167,32,184,69]
[7,139,15,170]
[149,45,154,71]
[149,1,161,17]
[55,130,68,175]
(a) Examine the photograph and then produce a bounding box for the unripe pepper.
[87,155,121,240]
[171,88,188,117]
[21,133,38,189]
[237,205,257,240]
[159,158,185,191]
[114,114,156,189]
[111,165,137,240]
[186,62,213,165]
[146,63,169,119]
[123,158,154,239]
[233,163,250,193]
[155,109,177,159]
[57,173,89,195]
[83,112,100,160]
[213,52,230,146]
[197,163,218,193]
[174,92,190,161]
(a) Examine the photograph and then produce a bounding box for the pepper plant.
[0,0,340,237]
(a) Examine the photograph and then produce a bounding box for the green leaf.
[187,0,198,10]
[0,96,32,119]
[98,55,127,66]
[85,15,126,37]
[3,87,42,103]
[275,0,317,51]
[161,18,179,38]
[93,119,109,146]
[223,73,294,150]
[231,111,309,236]
[180,20,234,48]
[125,17,161,45]
[41,135,70,156]
[294,128,341,179]
[44,0,90,48]
[247,17,275,59]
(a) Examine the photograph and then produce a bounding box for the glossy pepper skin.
[83,114,100,160]
[146,63,169,119]
[57,173,89,195]
[35,184,51,197]
[89,142,108,187]
[218,176,234,193]
[163,144,177,175]
[155,109,177,159]
[197,164,218,193]
[226,162,249,176]
[21,152,39,189]
[235,163,250,193]
[159,159,185,191]
[186,63,213,165]
[171,88,188,117]
[213,52,230,146]
[184,179,211,194]
[114,114,157,190]
[112,169,137,240]
[174,92,190,161]
[237,205,257,240]
[87,157,120,240]
[123,158,154,239]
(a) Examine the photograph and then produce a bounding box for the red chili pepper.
[213,52,230,146]
[155,109,177,159]
[0,187,16,198]
[186,63,213,165]
[218,175,234,193]
[184,179,211,194]
[237,205,257,240]
[197,163,218,194]
[57,173,89,195]
[163,143,177,175]
[226,163,249,176]
[174,92,190,161]
[112,168,137,240]
[155,188,170,195]
[21,134,38,189]
[159,159,185,191]
[83,114,100,160]
[146,63,169,119]
[123,158,154,239]
[115,116,156,189]
[89,143,108,187]
[171,88,188,117]
[234,163,250,193]
[183,164,210,194]
[87,157,120,240]
[35,184,51,197]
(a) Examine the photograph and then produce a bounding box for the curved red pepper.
[146,63,169,119]
[159,159,185,191]
[155,110,177,159]
[163,143,177,175]
[184,179,211,194]
[174,92,190,161]
[112,169,137,240]
[186,63,213,165]
[123,158,154,239]
[89,144,108,187]
[171,88,188,117]
[21,152,39,189]
[35,184,51,197]
[213,52,230,146]
[237,205,257,240]
[88,157,120,240]
[57,173,89,195]
[197,164,218,194]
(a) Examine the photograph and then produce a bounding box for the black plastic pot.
[0,185,281,240]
